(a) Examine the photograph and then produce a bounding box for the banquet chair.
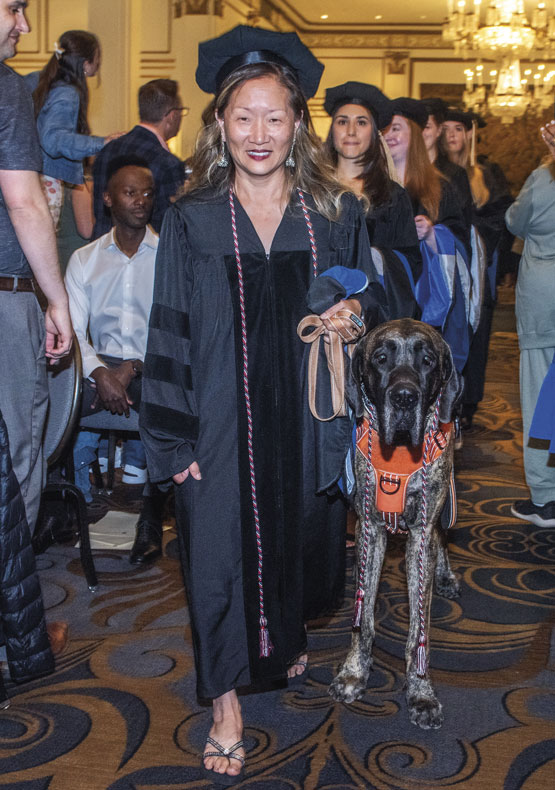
[42,343,98,590]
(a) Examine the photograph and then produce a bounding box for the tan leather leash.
[297,309,365,422]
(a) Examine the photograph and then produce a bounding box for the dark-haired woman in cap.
[382,98,472,372]
[139,26,386,784]
[323,82,420,319]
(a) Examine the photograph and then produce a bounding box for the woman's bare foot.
[287,652,308,679]
[203,689,245,779]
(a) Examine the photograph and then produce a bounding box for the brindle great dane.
[329,319,462,729]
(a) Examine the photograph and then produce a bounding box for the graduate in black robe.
[323,81,421,319]
[422,98,474,230]
[139,26,387,784]
[441,108,512,426]
[382,98,472,371]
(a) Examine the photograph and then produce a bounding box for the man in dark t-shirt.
[0,1,72,532]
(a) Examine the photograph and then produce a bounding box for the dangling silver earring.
[285,130,297,168]
[217,137,229,168]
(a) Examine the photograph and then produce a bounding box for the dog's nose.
[390,387,418,409]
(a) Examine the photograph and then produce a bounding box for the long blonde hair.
[403,118,443,223]
[440,126,490,208]
[186,62,345,222]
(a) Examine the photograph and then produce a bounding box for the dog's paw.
[329,673,367,704]
[407,693,444,729]
[435,571,461,599]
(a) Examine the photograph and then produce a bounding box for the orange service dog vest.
[355,418,453,526]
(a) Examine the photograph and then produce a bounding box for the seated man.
[65,156,164,565]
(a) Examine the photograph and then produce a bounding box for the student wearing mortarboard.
[323,81,421,319]
[382,98,472,373]
[442,107,513,429]
[139,25,387,784]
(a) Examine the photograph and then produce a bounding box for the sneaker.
[510,499,555,528]
[122,464,148,485]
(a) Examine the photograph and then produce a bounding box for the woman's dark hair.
[324,108,392,210]
[32,30,99,135]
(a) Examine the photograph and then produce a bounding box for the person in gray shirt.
[0,0,72,659]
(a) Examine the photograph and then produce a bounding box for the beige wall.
[10,0,476,160]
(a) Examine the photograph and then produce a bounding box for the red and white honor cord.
[228,185,318,657]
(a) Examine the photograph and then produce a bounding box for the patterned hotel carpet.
[1,300,554,790]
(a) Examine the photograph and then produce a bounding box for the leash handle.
[297,315,350,422]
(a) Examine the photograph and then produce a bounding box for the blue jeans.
[73,429,146,502]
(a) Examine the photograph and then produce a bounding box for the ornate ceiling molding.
[300,32,447,50]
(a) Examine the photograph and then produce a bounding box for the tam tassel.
[352,588,364,629]
[416,639,427,677]
[259,618,273,658]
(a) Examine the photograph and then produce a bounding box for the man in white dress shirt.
[65,156,165,565]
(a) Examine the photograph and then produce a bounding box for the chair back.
[44,342,83,467]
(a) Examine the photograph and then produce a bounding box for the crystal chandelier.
[443,1,555,121]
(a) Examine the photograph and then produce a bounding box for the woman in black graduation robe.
[382,98,472,371]
[323,81,421,319]
[139,26,387,783]
[142,188,382,696]
[442,109,512,425]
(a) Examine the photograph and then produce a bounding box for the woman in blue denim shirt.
[26,30,120,226]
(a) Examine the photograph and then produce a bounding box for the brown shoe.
[47,621,69,656]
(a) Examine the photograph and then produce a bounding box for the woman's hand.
[414,214,437,252]
[320,298,365,343]
[541,120,555,159]
[103,132,126,145]
[173,461,202,484]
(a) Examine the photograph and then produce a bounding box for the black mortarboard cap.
[323,81,390,126]
[469,110,487,128]
[381,97,428,129]
[422,97,448,124]
[196,25,324,99]
[444,106,473,129]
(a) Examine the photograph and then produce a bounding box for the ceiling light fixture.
[443,1,555,121]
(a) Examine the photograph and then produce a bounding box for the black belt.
[0,276,34,293]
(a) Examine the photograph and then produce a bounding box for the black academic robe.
[366,180,421,319]
[139,188,385,699]
[463,162,513,410]
[435,151,474,230]
[410,178,470,256]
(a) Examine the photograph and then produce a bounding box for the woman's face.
[422,116,442,154]
[383,114,411,164]
[443,120,466,154]
[218,75,300,180]
[84,47,101,78]
[331,103,374,160]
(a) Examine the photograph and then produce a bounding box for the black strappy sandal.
[202,736,245,786]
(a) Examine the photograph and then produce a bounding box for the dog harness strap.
[228,186,317,658]
[355,420,453,522]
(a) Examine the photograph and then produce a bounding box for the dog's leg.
[329,523,387,704]
[434,528,461,599]
[404,524,444,729]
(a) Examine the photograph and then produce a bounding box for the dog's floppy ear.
[345,343,364,419]
[438,340,463,423]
